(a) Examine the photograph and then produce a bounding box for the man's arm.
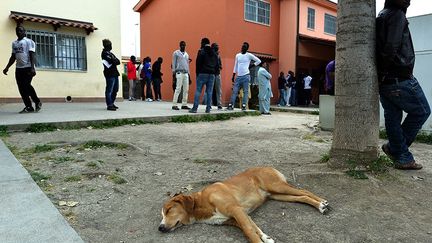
[29,51,36,76]
[249,53,261,66]
[172,51,177,73]
[3,53,16,75]
[232,54,238,83]
[380,11,406,68]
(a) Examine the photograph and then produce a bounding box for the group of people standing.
[126,55,163,103]
[277,71,313,107]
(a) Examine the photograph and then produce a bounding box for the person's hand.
[231,77,235,83]
[30,67,36,77]
[3,68,8,75]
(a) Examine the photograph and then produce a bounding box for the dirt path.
[4,112,432,243]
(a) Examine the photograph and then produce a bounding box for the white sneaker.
[147,98,153,102]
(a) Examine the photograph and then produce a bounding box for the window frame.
[244,0,271,26]
[307,7,316,30]
[26,30,87,71]
[324,13,337,36]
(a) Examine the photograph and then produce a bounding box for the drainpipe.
[295,0,300,75]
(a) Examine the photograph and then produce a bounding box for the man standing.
[172,41,191,110]
[189,38,219,113]
[325,60,335,95]
[152,57,163,101]
[286,70,295,106]
[377,0,430,170]
[303,74,312,106]
[3,25,42,113]
[101,39,120,111]
[202,43,223,110]
[277,72,286,107]
[227,42,261,111]
[143,57,153,102]
[257,62,273,115]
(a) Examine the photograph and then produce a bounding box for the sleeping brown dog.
[159,167,330,243]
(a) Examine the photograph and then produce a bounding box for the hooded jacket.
[196,45,219,75]
[376,1,415,81]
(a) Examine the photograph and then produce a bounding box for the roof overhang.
[10,11,98,35]
[249,51,277,61]
[299,34,335,47]
[133,0,153,12]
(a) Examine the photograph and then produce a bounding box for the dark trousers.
[145,77,153,99]
[304,89,311,106]
[139,79,146,100]
[15,67,40,108]
[153,78,162,100]
[105,76,119,106]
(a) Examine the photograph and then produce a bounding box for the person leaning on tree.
[376,0,431,170]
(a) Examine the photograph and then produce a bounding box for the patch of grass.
[171,111,260,123]
[368,155,393,174]
[108,173,127,184]
[86,119,160,129]
[320,153,330,163]
[64,175,82,182]
[345,159,368,180]
[79,140,129,150]
[86,161,100,168]
[54,156,74,164]
[311,110,319,115]
[30,171,51,182]
[25,123,57,133]
[193,158,207,164]
[0,126,9,137]
[31,144,56,153]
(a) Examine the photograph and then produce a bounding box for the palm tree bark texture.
[329,0,380,168]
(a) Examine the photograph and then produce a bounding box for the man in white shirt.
[227,42,261,111]
[3,26,42,113]
[303,74,312,106]
[171,41,191,110]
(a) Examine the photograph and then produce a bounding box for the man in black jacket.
[189,38,219,113]
[376,0,430,170]
[101,39,120,111]
[152,57,163,101]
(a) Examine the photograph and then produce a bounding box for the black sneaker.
[35,102,42,112]
[19,107,35,113]
[172,106,180,110]
[181,105,190,110]
[112,104,119,109]
[242,104,247,111]
[107,106,116,111]
[217,106,223,110]
[189,109,197,113]
[227,104,234,110]
[205,109,210,113]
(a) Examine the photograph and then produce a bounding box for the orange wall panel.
[299,0,336,41]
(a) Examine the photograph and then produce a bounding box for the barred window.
[324,13,337,35]
[26,30,87,71]
[245,0,271,26]
[307,8,315,30]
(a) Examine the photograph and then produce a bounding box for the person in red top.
[126,55,138,101]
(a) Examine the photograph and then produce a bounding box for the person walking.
[189,38,219,113]
[3,25,42,113]
[101,39,120,111]
[172,41,191,110]
[152,57,163,101]
[376,0,430,170]
[277,72,286,106]
[325,60,335,95]
[126,55,138,101]
[227,42,261,111]
[257,62,273,115]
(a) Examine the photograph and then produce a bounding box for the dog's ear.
[179,195,195,214]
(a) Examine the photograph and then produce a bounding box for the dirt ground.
[4,112,432,243]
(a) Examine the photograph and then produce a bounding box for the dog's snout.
[158,224,168,233]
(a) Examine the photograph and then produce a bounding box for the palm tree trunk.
[329,0,379,168]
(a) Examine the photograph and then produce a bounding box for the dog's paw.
[261,233,275,243]
[319,200,330,214]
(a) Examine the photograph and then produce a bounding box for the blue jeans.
[105,76,119,106]
[230,75,250,106]
[192,73,215,111]
[379,77,431,164]
[278,89,286,106]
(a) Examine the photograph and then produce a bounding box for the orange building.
[134,0,336,105]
